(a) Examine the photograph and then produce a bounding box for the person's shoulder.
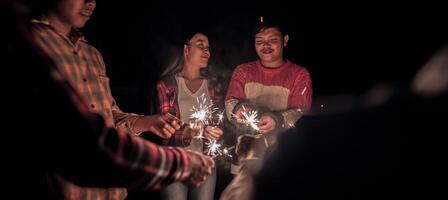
[30,20,53,37]
[287,61,309,73]
[286,61,311,78]
[80,40,101,55]
[158,74,177,87]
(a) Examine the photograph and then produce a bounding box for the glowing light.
[222,146,234,158]
[240,106,260,131]
[205,139,222,157]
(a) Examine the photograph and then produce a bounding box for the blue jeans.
[161,168,216,200]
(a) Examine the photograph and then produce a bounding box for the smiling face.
[255,27,289,67]
[184,33,210,69]
[55,0,96,28]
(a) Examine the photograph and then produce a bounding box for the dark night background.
[2,1,445,199]
[80,1,447,114]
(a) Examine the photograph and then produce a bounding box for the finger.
[205,133,218,140]
[206,131,219,140]
[163,123,176,134]
[211,128,223,136]
[161,127,173,138]
[258,123,268,129]
[151,129,165,138]
[259,129,269,134]
[167,113,184,126]
[201,155,215,169]
[162,112,175,120]
[191,174,206,187]
[195,171,209,181]
[258,117,268,124]
[170,119,181,130]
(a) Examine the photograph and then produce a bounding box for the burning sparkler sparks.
[193,129,206,140]
[187,93,230,158]
[214,110,225,126]
[205,139,222,157]
[189,94,213,127]
[222,146,234,158]
[237,106,260,131]
[189,93,224,129]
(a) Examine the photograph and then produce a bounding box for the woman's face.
[184,33,210,69]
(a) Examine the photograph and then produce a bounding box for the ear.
[184,44,189,56]
[283,34,289,47]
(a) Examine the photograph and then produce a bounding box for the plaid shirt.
[156,75,224,146]
[31,19,146,199]
[47,67,191,199]
[9,17,191,199]
[32,19,140,132]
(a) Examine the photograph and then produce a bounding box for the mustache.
[261,48,273,52]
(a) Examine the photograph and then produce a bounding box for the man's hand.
[135,112,183,138]
[204,126,223,140]
[234,106,252,124]
[184,150,215,187]
[258,115,277,134]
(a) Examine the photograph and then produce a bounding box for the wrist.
[127,115,145,135]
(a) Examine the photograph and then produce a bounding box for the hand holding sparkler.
[189,94,224,140]
[258,115,277,134]
[204,126,223,140]
[232,105,260,132]
[135,112,183,139]
[233,105,252,124]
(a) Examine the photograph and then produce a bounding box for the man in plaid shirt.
[29,0,199,199]
[3,0,214,199]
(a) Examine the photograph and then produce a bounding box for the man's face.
[184,33,210,68]
[255,27,288,64]
[56,0,96,28]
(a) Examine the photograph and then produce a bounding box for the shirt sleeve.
[50,71,191,190]
[280,68,313,127]
[289,68,312,111]
[225,66,247,120]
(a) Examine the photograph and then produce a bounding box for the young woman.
[157,32,224,200]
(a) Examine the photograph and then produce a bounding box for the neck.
[260,58,286,68]
[45,12,72,37]
[180,65,201,80]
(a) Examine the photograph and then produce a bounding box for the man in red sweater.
[224,19,313,179]
[226,19,312,136]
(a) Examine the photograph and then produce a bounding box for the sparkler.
[205,139,222,157]
[193,129,206,140]
[188,93,231,158]
[213,110,225,127]
[189,93,213,127]
[189,93,224,128]
[222,146,234,158]
[237,106,260,132]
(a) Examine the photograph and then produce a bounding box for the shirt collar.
[32,17,87,44]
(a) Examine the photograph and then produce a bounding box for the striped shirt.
[225,60,312,128]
